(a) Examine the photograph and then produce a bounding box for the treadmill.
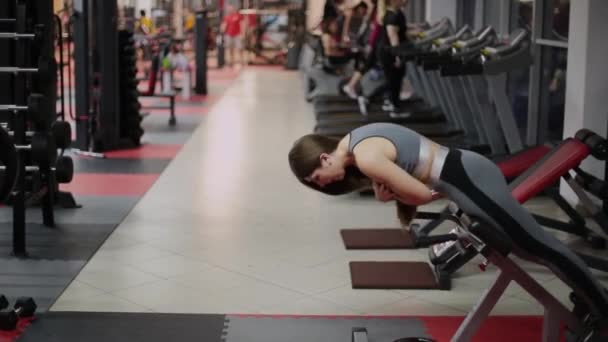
[312,19,454,116]
[445,28,532,154]
[315,21,498,152]
[310,19,447,106]
[313,19,464,138]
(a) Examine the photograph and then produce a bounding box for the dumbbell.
[51,121,72,149]
[0,295,8,311]
[0,297,37,331]
[1,121,71,150]
[15,133,58,168]
[0,56,50,76]
[0,94,47,126]
[0,24,44,41]
[0,127,18,201]
[0,155,74,184]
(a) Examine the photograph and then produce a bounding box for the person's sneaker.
[389,111,412,119]
[342,84,358,99]
[382,99,395,112]
[357,96,368,116]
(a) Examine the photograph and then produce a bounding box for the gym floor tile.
[145,105,210,116]
[0,259,86,312]
[60,173,160,196]
[20,312,226,342]
[254,296,360,315]
[314,286,407,313]
[91,242,176,266]
[53,280,107,301]
[110,279,255,314]
[76,262,164,293]
[142,112,203,132]
[362,296,467,316]
[141,131,201,145]
[102,144,182,159]
[0,195,140,225]
[126,254,215,279]
[71,157,171,174]
[223,315,428,342]
[0,222,119,260]
[405,285,545,316]
[421,316,547,342]
[51,293,154,312]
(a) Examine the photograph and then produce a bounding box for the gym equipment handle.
[575,169,608,200]
[0,33,35,39]
[0,67,38,73]
[414,233,458,248]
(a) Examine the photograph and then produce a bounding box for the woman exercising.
[288,122,608,315]
[376,0,409,114]
[321,17,365,72]
[341,0,380,100]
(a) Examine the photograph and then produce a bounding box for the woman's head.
[321,17,340,35]
[386,0,408,8]
[226,4,237,14]
[354,1,369,17]
[288,134,369,195]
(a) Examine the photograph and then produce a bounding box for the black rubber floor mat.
[72,158,171,174]
[0,222,118,260]
[17,312,227,342]
[341,228,414,249]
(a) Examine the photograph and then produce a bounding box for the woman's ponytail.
[396,201,417,230]
[376,0,386,24]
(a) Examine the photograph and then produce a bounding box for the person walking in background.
[221,4,245,67]
[137,10,153,35]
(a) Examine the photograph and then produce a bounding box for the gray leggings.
[433,149,608,316]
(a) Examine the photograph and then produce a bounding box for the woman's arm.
[322,34,342,56]
[386,25,400,47]
[363,0,375,23]
[358,154,433,206]
[342,8,353,41]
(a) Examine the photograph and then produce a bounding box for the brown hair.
[288,133,417,226]
[396,201,417,229]
[288,134,369,195]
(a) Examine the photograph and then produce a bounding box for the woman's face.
[329,20,339,34]
[305,154,345,188]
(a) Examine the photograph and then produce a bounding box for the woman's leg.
[379,53,398,111]
[389,65,406,110]
[434,149,608,317]
[343,50,375,99]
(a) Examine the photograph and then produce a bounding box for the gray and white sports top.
[348,123,441,179]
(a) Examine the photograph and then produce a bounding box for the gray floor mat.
[0,259,86,311]
[223,315,430,342]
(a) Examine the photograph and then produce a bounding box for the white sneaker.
[382,100,395,112]
[342,84,358,99]
[389,111,412,119]
[357,96,368,116]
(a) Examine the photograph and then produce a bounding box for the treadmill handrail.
[416,25,453,46]
[482,29,529,57]
[434,24,471,47]
[452,34,497,59]
[453,26,496,49]
[416,17,451,39]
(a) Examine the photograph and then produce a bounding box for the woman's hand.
[394,56,402,68]
[373,181,395,202]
